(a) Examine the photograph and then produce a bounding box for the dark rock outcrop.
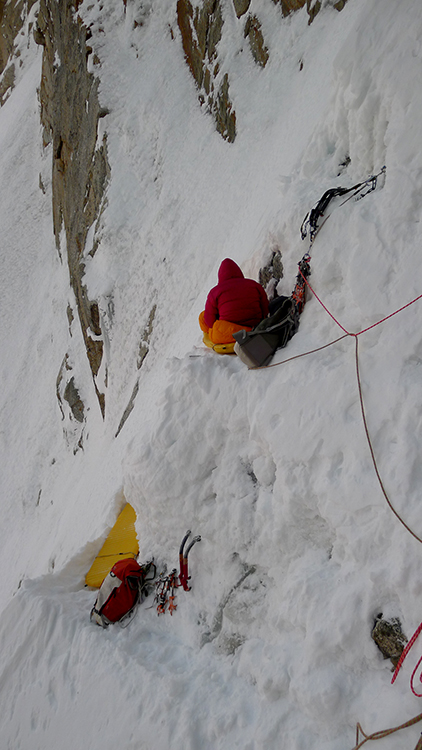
[233,0,251,19]
[372,614,408,668]
[244,15,269,68]
[280,0,349,23]
[259,248,284,290]
[63,377,85,424]
[177,0,237,142]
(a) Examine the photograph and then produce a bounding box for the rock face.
[0,0,38,104]
[176,0,271,141]
[259,248,284,297]
[280,0,348,21]
[244,16,269,69]
[177,0,236,143]
[35,0,110,418]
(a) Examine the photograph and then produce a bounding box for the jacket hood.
[218,258,244,283]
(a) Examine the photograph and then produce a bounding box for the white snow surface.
[1,0,422,747]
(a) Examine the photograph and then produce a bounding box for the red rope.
[356,294,422,335]
[250,333,349,370]
[411,656,422,697]
[353,336,422,544]
[353,712,422,749]
[300,272,351,335]
[299,268,422,338]
[392,622,422,684]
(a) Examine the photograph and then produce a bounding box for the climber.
[199,258,269,346]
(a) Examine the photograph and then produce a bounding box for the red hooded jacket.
[204,259,269,329]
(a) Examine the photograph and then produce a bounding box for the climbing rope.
[392,621,422,692]
[300,270,422,339]
[411,658,422,698]
[250,333,349,370]
[353,335,422,545]
[351,713,422,750]
[299,268,422,544]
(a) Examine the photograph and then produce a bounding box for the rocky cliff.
[35,0,110,421]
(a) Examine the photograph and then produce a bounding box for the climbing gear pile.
[91,531,202,624]
[154,530,201,615]
[291,255,311,315]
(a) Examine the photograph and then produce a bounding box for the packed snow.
[1,0,422,747]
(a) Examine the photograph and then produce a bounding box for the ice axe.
[179,529,201,591]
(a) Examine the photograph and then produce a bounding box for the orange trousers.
[198,311,252,344]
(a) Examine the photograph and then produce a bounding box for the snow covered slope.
[1,0,422,748]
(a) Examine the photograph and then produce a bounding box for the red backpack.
[90,558,156,628]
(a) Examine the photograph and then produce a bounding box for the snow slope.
[2,0,422,748]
